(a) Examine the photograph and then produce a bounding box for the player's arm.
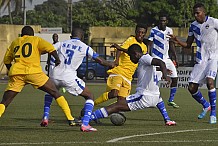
[147,40,153,55]
[169,39,178,67]
[169,34,194,48]
[151,58,171,84]
[3,47,13,71]
[111,43,128,53]
[49,50,61,66]
[94,56,115,68]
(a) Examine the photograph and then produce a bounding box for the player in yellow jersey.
[0,26,79,126]
[94,24,148,107]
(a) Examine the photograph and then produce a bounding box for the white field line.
[107,128,218,143]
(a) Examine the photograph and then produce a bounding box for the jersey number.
[64,49,74,65]
[14,43,32,58]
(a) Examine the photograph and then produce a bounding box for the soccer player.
[148,15,179,108]
[90,44,176,126]
[40,27,115,132]
[170,3,218,124]
[0,26,75,125]
[94,24,147,106]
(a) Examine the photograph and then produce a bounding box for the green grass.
[0,82,218,146]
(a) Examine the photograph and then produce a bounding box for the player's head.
[135,23,147,43]
[127,44,143,64]
[21,26,34,36]
[193,3,206,23]
[52,33,58,43]
[158,15,168,30]
[71,27,84,41]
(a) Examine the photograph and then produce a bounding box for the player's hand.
[114,59,119,66]
[167,69,173,75]
[45,65,48,71]
[109,62,116,69]
[164,76,172,85]
[110,43,119,49]
[55,59,61,66]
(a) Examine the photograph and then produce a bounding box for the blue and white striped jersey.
[148,26,173,60]
[50,38,99,79]
[189,16,218,63]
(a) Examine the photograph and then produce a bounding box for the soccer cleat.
[198,106,211,119]
[165,120,176,126]
[168,101,179,108]
[209,116,217,124]
[80,124,97,132]
[40,118,49,127]
[68,118,82,126]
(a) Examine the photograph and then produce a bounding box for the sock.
[42,93,53,120]
[55,96,74,120]
[90,108,108,121]
[157,101,170,122]
[168,87,177,102]
[209,88,216,116]
[192,91,210,108]
[94,92,109,106]
[0,104,5,117]
[82,99,94,126]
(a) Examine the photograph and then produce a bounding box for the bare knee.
[206,78,215,90]
[171,77,178,87]
[108,89,119,99]
[188,83,198,94]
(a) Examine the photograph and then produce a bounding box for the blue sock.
[43,93,53,119]
[90,108,108,121]
[157,100,170,121]
[209,89,216,116]
[168,87,177,102]
[82,99,94,126]
[192,91,210,108]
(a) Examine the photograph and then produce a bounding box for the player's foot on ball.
[165,120,176,126]
[68,118,82,126]
[198,106,211,119]
[80,124,97,132]
[40,118,48,127]
[168,101,179,108]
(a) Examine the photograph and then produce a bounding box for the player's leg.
[30,73,74,124]
[91,97,129,121]
[0,75,25,117]
[206,60,217,124]
[156,97,176,126]
[166,59,179,108]
[94,75,122,106]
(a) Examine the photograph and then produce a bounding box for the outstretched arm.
[111,43,128,53]
[169,35,194,49]
[49,50,61,66]
[94,56,115,68]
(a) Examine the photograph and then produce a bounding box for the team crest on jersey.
[205,24,209,29]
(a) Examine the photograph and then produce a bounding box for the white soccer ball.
[110,113,126,126]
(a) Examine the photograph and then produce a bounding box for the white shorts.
[126,92,163,111]
[189,59,218,85]
[164,58,178,78]
[51,76,85,96]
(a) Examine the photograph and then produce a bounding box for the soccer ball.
[110,112,126,126]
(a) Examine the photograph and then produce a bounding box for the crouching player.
[90,44,176,126]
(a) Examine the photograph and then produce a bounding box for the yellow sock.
[56,96,74,120]
[94,92,109,106]
[0,104,5,117]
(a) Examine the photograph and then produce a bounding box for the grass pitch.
[0,82,218,146]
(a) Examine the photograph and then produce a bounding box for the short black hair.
[135,23,147,31]
[71,27,84,38]
[159,14,168,20]
[21,26,34,36]
[128,44,142,55]
[193,3,205,10]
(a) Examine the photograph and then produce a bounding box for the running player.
[170,3,218,124]
[90,44,176,126]
[148,15,179,108]
[0,26,75,125]
[40,27,115,132]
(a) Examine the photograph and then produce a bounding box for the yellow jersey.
[4,35,55,76]
[107,36,147,81]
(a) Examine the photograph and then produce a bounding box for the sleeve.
[140,54,153,66]
[3,45,13,64]
[213,18,218,30]
[38,37,56,53]
[188,24,194,37]
[148,29,154,41]
[86,46,99,59]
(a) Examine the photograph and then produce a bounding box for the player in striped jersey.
[170,3,218,124]
[148,15,179,108]
[90,44,176,126]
